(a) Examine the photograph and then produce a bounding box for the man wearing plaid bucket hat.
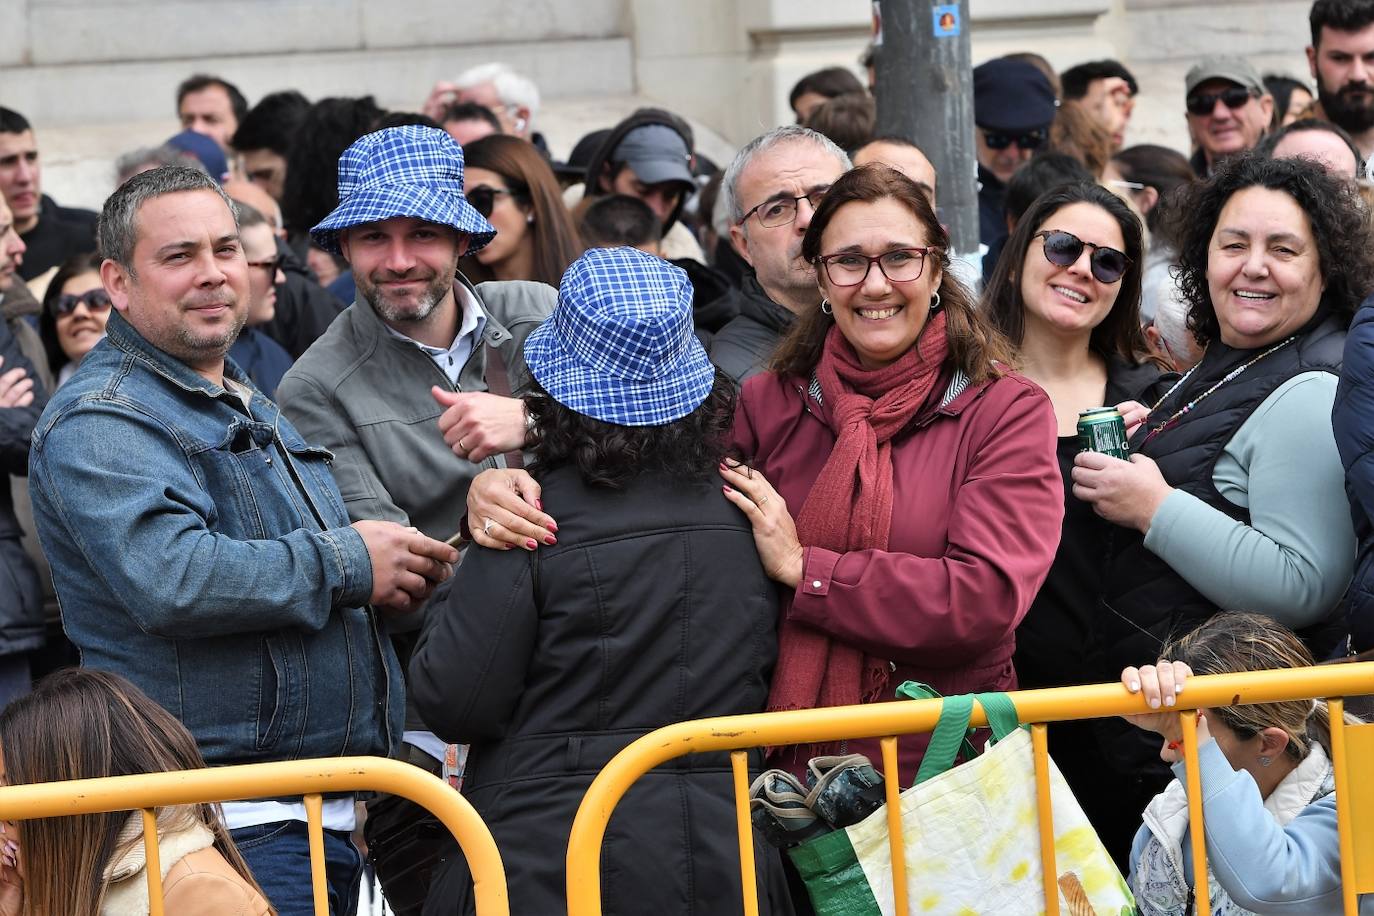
[411,247,792,916]
[275,124,554,914]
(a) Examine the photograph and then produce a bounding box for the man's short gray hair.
[453,62,541,118]
[721,126,851,226]
[99,165,237,274]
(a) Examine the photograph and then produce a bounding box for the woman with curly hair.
[458,135,583,287]
[1073,152,1373,800]
[409,248,791,915]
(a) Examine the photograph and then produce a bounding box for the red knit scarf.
[766,312,951,725]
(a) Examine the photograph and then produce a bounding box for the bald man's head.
[853,138,938,206]
[222,178,284,234]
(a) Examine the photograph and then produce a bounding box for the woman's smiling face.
[54,271,110,364]
[1205,185,1324,349]
[1019,202,1126,340]
[816,196,942,370]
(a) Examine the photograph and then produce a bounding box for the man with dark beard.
[1306,0,1374,160]
[274,125,552,916]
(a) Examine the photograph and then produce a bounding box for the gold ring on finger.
[758,495,770,507]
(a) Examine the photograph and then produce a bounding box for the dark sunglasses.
[53,288,112,316]
[1185,86,1254,116]
[246,256,282,276]
[466,186,514,219]
[1034,230,1131,284]
[982,128,1048,151]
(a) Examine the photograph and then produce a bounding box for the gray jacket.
[276,275,555,542]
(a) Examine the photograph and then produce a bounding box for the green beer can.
[1077,407,1130,459]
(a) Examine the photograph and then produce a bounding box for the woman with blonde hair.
[0,669,271,916]
[1123,612,1364,914]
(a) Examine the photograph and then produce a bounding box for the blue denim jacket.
[29,310,400,765]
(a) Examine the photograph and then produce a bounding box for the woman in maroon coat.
[718,164,1064,782]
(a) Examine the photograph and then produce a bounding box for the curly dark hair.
[1166,152,1374,345]
[525,371,737,490]
[279,96,384,235]
[983,181,1149,364]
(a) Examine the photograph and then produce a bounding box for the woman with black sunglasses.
[1075,153,1370,842]
[38,252,110,388]
[982,181,1168,865]
[458,135,583,288]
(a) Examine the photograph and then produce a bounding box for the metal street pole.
[872,0,978,255]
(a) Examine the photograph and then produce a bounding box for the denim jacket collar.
[349,270,514,355]
[103,308,258,403]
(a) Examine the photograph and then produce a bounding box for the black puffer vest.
[1103,312,1347,677]
[1090,313,1345,788]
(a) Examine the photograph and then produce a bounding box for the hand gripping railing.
[566,663,1374,916]
[0,756,508,916]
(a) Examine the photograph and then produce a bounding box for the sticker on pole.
[932,4,960,37]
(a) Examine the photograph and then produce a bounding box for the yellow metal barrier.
[0,756,508,916]
[567,662,1374,916]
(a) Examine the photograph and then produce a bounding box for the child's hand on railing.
[1121,661,1212,761]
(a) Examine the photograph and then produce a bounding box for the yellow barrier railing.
[0,756,508,916]
[566,663,1374,916]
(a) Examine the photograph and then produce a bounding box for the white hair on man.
[453,62,541,130]
[1147,280,1202,371]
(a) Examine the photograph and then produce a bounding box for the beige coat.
[101,812,272,916]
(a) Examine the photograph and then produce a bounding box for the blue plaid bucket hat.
[523,248,716,427]
[310,125,496,255]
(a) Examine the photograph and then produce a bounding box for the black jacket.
[1014,356,1169,691]
[707,277,797,384]
[258,240,347,360]
[1334,296,1374,651]
[410,465,791,916]
[0,317,46,656]
[17,196,97,282]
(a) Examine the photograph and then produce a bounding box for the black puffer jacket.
[411,465,792,916]
[707,277,797,383]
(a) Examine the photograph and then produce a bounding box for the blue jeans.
[232,820,362,916]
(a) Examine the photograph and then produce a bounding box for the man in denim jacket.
[27,166,458,916]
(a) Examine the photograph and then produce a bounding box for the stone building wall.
[0,0,1321,209]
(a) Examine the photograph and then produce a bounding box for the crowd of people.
[2,1,1374,914]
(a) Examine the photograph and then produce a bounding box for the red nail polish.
[526,538,538,550]
[547,522,559,533]
[723,485,733,493]
[544,535,557,546]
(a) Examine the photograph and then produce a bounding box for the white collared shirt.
[384,282,488,387]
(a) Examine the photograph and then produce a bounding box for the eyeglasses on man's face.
[740,189,829,228]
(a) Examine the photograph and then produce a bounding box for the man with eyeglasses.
[275,125,552,915]
[707,125,851,383]
[1184,57,1274,177]
[973,58,1058,265]
[1304,0,1374,160]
